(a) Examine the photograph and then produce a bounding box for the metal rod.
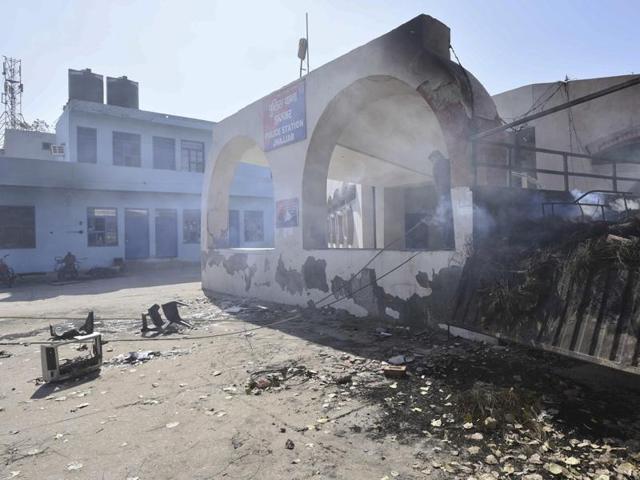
[471,140,477,186]
[473,162,640,183]
[306,13,310,74]
[507,147,512,187]
[562,153,569,191]
[477,140,618,162]
[372,185,377,249]
[472,76,640,140]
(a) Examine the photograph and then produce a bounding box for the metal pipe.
[306,13,310,74]
[472,76,640,140]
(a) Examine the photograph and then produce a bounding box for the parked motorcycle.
[54,251,80,281]
[0,254,17,288]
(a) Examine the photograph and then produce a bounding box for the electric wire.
[0,251,423,346]
[503,81,563,124]
[0,207,438,325]
[449,44,475,121]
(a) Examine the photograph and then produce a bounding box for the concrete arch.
[205,135,272,248]
[302,63,497,249]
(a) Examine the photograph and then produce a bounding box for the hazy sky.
[4,0,639,126]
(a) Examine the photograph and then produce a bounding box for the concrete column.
[360,184,375,248]
[383,187,405,249]
[374,187,384,248]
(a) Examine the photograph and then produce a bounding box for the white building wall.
[2,185,202,273]
[492,75,640,192]
[1,130,58,160]
[62,109,213,168]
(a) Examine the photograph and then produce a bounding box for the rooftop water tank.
[68,68,104,103]
[106,76,139,109]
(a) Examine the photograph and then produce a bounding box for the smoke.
[612,197,640,212]
[570,189,640,218]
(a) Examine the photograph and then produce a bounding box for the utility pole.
[298,13,310,78]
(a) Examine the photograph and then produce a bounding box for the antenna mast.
[1,56,25,148]
[298,13,310,79]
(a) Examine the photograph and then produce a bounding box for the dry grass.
[456,381,542,432]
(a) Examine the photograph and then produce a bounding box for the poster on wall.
[263,80,306,151]
[276,198,299,228]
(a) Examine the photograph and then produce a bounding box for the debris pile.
[245,361,316,393]
[454,215,640,372]
[348,330,640,479]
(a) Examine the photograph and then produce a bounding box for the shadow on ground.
[0,265,200,303]
[201,290,640,476]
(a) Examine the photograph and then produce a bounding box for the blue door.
[228,210,240,247]
[125,209,150,259]
[155,209,178,258]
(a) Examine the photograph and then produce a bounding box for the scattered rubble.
[2,288,639,478]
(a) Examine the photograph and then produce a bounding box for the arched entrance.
[205,136,274,249]
[303,74,478,250]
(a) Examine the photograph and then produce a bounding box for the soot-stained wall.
[202,15,502,325]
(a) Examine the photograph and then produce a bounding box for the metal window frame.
[112,131,141,167]
[180,140,205,173]
[0,205,36,249]
[87,207,118,247]
[152,136,176,170]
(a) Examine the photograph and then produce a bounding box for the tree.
[20,118,51,132]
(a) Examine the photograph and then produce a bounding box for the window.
[181,140,204,172]
[244,210,264,242]
[0,206,35,249]
[113,131,141,167]
[87,208,118,246]
[183,209,200,243]
[42,142,52,151]
[77,127,97,163]
[153,136,176,170]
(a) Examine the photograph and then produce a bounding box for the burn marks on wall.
[302,256,329,292]
[275,256,304,295]
[329,265,461,327]
[204,251,257,292]
[206,248,461,328]
[331,268,384,316]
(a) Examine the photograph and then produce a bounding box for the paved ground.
[0,269,639,480]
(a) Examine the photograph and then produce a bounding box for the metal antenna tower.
[1,56,25,148]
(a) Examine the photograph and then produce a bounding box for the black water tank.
[68,69,104,103]
[106,76,139,109]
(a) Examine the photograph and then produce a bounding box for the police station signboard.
[263,80,306,151]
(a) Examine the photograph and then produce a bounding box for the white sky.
[4,0,639,126]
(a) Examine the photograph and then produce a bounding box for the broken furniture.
[50,311,95,340]
[140,301,192,333]
[162,301,192,328]
[40,332,102,382]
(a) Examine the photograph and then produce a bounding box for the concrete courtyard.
[0,270,639,479]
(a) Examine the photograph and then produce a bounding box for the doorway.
[125,208,150,259]
[155,209,178,258]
